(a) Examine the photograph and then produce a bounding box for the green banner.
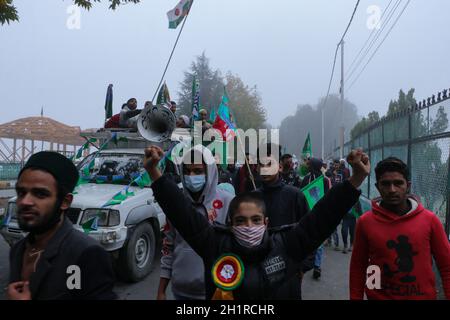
[300,175,324,210]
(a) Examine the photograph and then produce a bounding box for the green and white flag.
[300,175,324,210]
[156,82,171,106]
[191,76,200,122]
[82,216,98,233]
[302,133,312,159]
[167,0,193,29]
[133,172,152,188]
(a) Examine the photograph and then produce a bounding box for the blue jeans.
[341,217,356,248]
[314,245,324,268]
[329,229,339,247]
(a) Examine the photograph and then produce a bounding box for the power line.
[346,0,395,78]
[345,0,402,83]
[321,0,361,109]
[339,0,362,44]
[320,0,361,158]
[346,0,411,93]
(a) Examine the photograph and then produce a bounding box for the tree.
[350,88,416,140]
[279,94,359,158]
[0,0,141,25]
[387,88,416,116]
[431,106,449,134]
[177,52,224,118]
[225,73,266,130]
[351,111,380,139]
[177,53,267,130]
[0,0,18,25]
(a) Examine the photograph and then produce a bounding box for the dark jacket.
[255,178,313,297]
[280,170,302,188]
[255,178,309,228]
[152,175,360,300]
[300,158,332,194]
[232,165,262,194]
[9,218,116,300]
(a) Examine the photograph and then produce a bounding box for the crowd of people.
[6,138,450,300]
[104,97,214,132]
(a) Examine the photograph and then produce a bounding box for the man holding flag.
[300,158,332,280]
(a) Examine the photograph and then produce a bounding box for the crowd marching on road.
[2,130,449,300]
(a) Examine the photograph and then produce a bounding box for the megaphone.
[137,103,176,142]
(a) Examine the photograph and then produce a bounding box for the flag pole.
[235,131,257,191]
[152,1,192,103]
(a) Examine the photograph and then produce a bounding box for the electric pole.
[339,40,345,159]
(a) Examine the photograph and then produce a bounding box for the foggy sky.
[1,0,449,130]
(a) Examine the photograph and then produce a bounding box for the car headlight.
[8,202,17,220]
[81,209,120,227]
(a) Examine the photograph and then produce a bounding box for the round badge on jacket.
[212,254,245,291]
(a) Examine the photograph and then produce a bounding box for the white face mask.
[232,225,266,248]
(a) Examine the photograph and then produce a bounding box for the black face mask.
[18,199,63,236]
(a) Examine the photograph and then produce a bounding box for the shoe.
[313,268,321,280]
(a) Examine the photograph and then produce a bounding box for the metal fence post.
[367,130,371,198]
[407,109,412,174]
[446,149,450,238]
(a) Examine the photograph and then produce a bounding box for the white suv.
[0,148,167,282]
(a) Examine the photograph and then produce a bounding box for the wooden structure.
[0,116,85,163]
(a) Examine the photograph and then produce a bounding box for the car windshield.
[78,153,146,186]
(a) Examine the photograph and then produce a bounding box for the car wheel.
[117,222,156,282]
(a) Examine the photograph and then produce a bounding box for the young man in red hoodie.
[350,157,450,300]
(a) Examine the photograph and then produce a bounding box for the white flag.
[167,0,193,29]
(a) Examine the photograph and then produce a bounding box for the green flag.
[209,107,216,122]
[110,190,135,203]
[300,175,324,210]
[191,76,200,122]
[105,84,113,120]
[351,196,371,219]
[156,82,171,106]
[82,216,98,233]
[167,0,193,29]
[302,133,312,159]
[134,172,151,188]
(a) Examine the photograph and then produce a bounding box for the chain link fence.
[0,163,21,181]
[331,90,450,236]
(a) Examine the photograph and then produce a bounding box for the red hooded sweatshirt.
[350,197,450,300]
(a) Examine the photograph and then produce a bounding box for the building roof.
[0,116,85,145]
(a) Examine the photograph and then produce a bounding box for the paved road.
[0,235,444,300]
[0,235,349,300]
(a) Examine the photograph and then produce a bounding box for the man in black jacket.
[7,151,116,300]
[279,154,302,188]
[256,144,312,298]
[145,147,370,300]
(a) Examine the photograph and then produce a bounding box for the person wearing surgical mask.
[156,145,233,301]
[145,145,370,299]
